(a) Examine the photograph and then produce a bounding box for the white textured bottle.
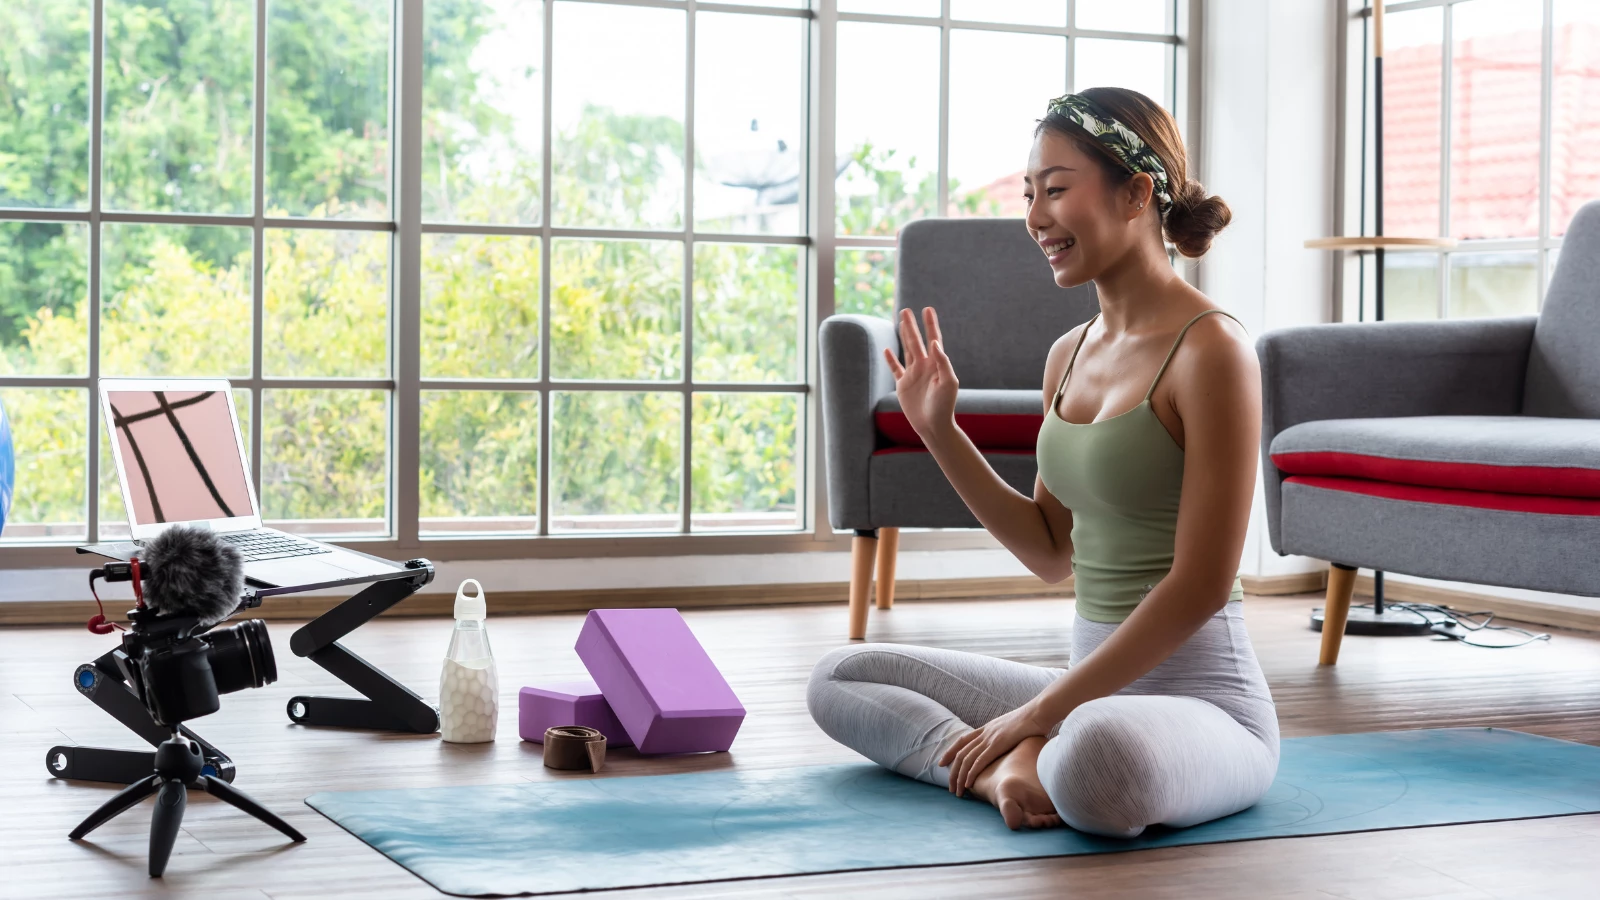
[439,578,499,743]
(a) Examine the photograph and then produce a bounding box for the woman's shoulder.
[1174,307,1252,357]
[1164,306,1258,398]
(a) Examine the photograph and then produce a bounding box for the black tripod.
[68,729,305,877]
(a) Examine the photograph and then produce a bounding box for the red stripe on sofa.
[872,447,1036,456]
[875,412,1044,450]
[1286,475,1600,516]
[1271,450,1600,500]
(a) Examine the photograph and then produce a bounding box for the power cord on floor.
[1348,600,1552,649]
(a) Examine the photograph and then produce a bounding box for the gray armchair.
[1259,200,1600,665]
[820,218,1098,639]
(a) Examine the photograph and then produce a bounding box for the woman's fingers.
[923,306,944,349]
[963,742,1001,791]
[898,308,927,362]
[950,744,971,794]
[929,337,955,378]
[884,347,905,379]
[951,747,972,795]
[939,728,980,768]
[950,736,981,794]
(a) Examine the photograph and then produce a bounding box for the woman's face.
[1023,129,1151,288]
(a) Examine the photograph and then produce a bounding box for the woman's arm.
[887,307,1076,582]
[941,313,1261,794]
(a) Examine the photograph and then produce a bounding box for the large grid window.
[1,0,396,543]
[1364,0,1599,322]
[0,0,1185,549]
[832,1,1182,319]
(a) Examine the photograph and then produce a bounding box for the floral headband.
[1045,93,1174,217]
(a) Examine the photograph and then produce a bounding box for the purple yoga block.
[518,680,632,748]
[574,608,745,755]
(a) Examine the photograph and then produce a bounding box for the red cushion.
[875,412,1043,451]
[1287,475,1600,516]
[1272,450,1600,500]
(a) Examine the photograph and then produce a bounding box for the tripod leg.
[198,775,306,842]
[148,779,186,878]
[68,775,160,839]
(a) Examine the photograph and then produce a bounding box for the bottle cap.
[454,578,486,621]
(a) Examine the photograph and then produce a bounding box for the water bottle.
[439,578,499,743]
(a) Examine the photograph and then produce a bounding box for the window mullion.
[937,0,950,216]
[1536,0,1553,307]
[1439,0,1453,318]
[538,0,555,537]
[251,0,267,502]
[682,1,697,534]
[394,0,424,545]
[808,1,837,541]
[87,0,105,542]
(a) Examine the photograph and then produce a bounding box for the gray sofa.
[820,217,1097,639]
[1259,200,1600,665]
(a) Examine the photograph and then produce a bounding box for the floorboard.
[3,593,1596,899]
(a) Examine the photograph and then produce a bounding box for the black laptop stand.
[47,553,440,785]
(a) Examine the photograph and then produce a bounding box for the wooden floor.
[5,593,1600,899]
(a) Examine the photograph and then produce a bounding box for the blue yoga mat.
[307,728,1600,897]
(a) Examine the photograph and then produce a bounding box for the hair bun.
[1164,179,1231,258]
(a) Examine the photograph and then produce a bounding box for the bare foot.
[966,736,1063,830]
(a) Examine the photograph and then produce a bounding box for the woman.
[807,87,1276,838]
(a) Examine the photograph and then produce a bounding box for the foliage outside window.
[0,0,1182,545]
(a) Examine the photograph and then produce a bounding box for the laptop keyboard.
[218,530,334,562]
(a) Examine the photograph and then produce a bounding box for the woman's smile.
[1040,236,1076,265]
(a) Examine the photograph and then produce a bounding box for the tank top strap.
[1052,313,1101,403]
[1143,309,1242,401]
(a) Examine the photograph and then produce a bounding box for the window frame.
[0,0,1195,567]
[1338,0,1565,323]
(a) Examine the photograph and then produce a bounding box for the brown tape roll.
[543,725,606,773]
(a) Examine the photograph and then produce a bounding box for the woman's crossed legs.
[806,641,1278,838]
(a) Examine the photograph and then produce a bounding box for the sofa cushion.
[1270,415,1600,499]
[1279,478,1600,596]
[874,388,1042,452]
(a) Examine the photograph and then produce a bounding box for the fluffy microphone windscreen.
[141,526,245,626]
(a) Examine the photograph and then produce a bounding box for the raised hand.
[885,307,959,444]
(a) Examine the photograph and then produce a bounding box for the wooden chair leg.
[849,531,878,641]
[874,527,899,610]
[1320,563,1358,665]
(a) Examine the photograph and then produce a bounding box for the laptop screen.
[105,389,254,526]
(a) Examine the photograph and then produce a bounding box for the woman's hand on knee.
[939,702,1054,796]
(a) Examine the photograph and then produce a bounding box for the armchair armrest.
[819,314,900,530]
[1256,316,1537,552]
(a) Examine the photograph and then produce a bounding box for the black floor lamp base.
[1311,603,1448,637]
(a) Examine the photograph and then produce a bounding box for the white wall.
[1202,0,1336,579]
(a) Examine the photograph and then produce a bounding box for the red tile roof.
[957,23,1600,238]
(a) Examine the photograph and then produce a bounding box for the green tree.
[0,0,911,536]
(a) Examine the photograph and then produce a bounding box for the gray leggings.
[806,601,1280,838]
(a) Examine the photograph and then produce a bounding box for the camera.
[112,607,277,727]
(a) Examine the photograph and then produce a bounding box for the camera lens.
[203,618,277,695]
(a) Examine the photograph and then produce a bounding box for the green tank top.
[1036,309,1246,624]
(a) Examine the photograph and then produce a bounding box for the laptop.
[98,378,406,590]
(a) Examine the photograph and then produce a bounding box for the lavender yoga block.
[517,680,632,748]
[575,608,745,754]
